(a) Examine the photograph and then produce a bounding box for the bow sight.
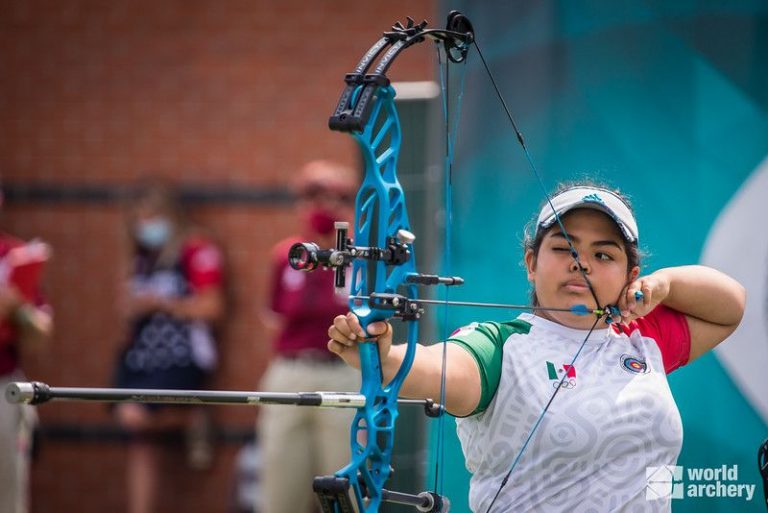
[288,222,413,289]
[288,222,463,321]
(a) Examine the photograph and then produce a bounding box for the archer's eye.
[552,246,570,253]
[595,252,614,261]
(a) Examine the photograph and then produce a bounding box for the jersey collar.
[518,312,613,344]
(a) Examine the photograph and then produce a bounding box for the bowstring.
[469,39,608,513]
[433,39,469,502]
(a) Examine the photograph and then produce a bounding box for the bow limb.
[331,83,420,513]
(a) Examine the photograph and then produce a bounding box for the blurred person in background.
[0,187,53,513]
[257,160,360,513]
[113,181,226,513]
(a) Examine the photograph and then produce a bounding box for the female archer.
[327,184,745,512]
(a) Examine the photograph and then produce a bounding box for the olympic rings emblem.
[553,378,577,389]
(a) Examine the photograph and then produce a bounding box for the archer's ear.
[524,249,536,282]
[628,266,640,282]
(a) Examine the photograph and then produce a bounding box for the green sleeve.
[446,319,532,416]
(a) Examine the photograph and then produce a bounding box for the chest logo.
[546,361,577,389]
[620,354,650,374]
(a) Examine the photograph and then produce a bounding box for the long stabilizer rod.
[5,381,440,416]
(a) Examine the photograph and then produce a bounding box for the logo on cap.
[581,193,605,205]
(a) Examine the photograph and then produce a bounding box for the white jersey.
[450,306,690,512]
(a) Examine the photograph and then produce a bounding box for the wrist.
[381,344,405,379]
[650,268,673,301]
[158,297,178,316]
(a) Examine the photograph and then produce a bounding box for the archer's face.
[525,209,638,329]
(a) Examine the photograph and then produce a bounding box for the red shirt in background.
[269,237,349,356]
[0,233,49,376]
[180,237,223,291]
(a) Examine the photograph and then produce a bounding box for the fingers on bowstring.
[622,280,644,314]
[639,281,652,309]
[625,287,639,316]
[614,287,633,325]
[617,287,632,319]
[629,280,652,314]
[618,281,653,326]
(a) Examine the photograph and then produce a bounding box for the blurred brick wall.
[0,1,435,512]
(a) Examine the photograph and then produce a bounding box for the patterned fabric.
[452,308,690,512]
[116,238,222,388]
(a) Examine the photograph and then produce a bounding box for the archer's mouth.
[562,280,590,293]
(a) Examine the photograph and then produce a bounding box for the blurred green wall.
[429,2,768,511]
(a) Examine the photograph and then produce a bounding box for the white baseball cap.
[536,186,639,243]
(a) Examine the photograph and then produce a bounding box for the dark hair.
[129,180,186,228]
[523,182,642,306]
[122,179,191,266]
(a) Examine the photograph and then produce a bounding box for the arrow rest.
[362,292,424,321]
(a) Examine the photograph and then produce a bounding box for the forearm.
[328,314,481,415]
[380,343,480,416]
[162,288,224,322]
[655,266,745,326]
[381,344,443,399]
[259,309,283,343]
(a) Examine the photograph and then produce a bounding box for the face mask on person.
[306,208,336,235]
[135,217,172,249]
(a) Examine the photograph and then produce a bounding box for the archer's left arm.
[628,265,746,362]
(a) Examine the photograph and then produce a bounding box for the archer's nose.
[570,258,590,274]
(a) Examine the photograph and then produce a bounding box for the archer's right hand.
[327,312,393,369]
